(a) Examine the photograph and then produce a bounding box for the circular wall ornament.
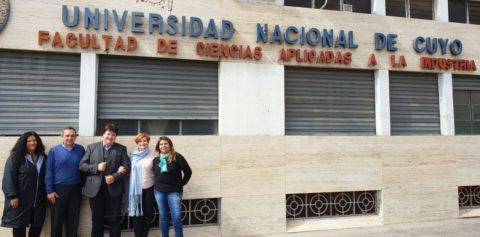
[0,0,10,33]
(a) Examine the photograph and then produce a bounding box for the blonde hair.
[155,136,176,164]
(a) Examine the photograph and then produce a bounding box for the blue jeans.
[154,190,183,237]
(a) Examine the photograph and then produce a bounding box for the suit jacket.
[79,141,131,198]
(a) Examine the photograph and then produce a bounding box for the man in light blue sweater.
[45,127,85,237]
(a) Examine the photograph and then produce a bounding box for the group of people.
[1,124,192,237]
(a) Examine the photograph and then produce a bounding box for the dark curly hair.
[10,131,46,160]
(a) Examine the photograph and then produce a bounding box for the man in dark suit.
[79,124,131,237]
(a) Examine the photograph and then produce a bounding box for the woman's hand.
[117,166,126,174]
[10,198,18,208]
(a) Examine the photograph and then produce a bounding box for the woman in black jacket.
[153,136,192,237]
[1,131,47,237]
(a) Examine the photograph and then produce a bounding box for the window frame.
[448,0,468,23]
[453,90,480,135]
[285,0,371,13]
[407,0,434,20]
[95,119,218,136]
[467,0,480,24]
[386,0,435,19]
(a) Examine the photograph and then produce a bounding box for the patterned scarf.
[159,153,169,173]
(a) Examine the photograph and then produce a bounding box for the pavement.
[287,218,480,237]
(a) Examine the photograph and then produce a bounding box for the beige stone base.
[0,135,479,236]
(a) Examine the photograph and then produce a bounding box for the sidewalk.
[288,218,480,237]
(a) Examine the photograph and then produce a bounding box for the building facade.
[0,0,480,236]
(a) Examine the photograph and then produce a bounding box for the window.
[96,56,218,136]
[285,0,371,13]
[453,90,480,135]
[449,0,467,23]
[409,0,433,20]
[315,0,341,10]
[96,119,218,136]
[285,68,375,135]
[389,72,440,135]
[284,0,312,8]
[458,186,480,209]
[342,0,371,13]
[112,198,220,231]
[0,50,80,135]
[286,191,378,219]
[386,0,407,17]
[453,75,480,135]
[447,0,480,24]
[469,1,480,24]
[386,0,433,19]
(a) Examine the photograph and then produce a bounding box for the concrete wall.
[219,62,285,135]
[0,135,479,236]
[0,0,479,75]
[1,0,480,236]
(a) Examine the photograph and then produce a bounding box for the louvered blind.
[285,68,375,135]
[0,51,80,135]
[453,75,480,90]
[386,0,407,17]
[390,72,440,135]
[410,0,433,20]
[469,1,480,24]
[97,56,218,120]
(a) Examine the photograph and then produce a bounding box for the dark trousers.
[132,186,155,237]
[12,226,42,237]
[13,207,43,237]
[89,184,122,237]
[50,185,82,237]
